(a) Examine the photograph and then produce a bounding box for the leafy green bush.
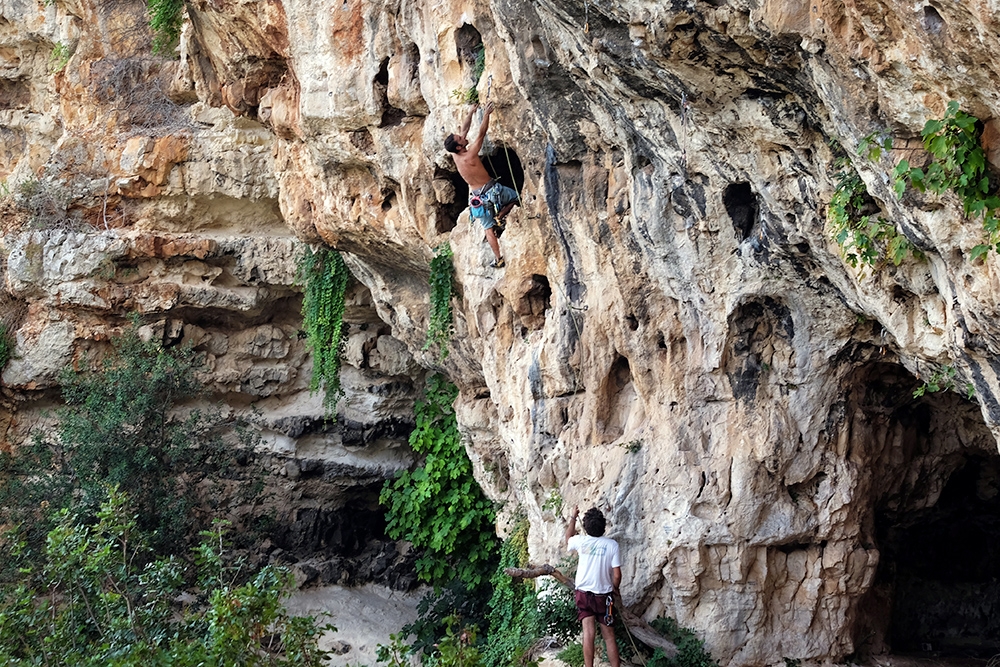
[50,41,72,72]
[399,579,492,659]
[886,101,1000,261]
[557,643,584,667]
[482,519,541,667]
[0,319,263,555]
[432,616,483,667]
[0,489,332,667]
[380,374,498,590]
[452,46,486,104]
[426,242,455,360]
[828,157,914,274]
[537,579,580,644]
[380,615,480,667]
[148,0,185,55]
[913,364,975,399]
[299,246,349,414]
[647,617,719,667]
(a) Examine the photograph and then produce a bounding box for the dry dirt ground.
[286,583,428,666]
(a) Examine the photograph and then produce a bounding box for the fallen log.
[505,564,678,658]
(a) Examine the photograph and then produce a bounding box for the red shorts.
[575,589,614,626]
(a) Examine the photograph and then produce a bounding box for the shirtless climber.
[565,507,622,667]
[444,101,519,269]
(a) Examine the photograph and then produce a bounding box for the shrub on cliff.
[0,324,12,371]
[647,617,719,667]
[481,518,541,667]
[426,242,455,360]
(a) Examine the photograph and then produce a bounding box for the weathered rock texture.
[4,0,1000,662]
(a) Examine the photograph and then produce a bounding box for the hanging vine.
[147,0,185,54]
[425,243,455,360]
[299,246,349,414]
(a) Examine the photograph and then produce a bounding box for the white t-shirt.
[567,534,621,594]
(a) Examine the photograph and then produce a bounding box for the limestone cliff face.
[4,0,1000,663]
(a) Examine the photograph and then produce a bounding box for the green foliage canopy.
[0,319,262,555]
[0,489,332,667]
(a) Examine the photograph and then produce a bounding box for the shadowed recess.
[842,363,1000,658]
[724,181,759,242]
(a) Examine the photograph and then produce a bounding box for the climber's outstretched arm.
[459,103,478,137]
[467,101,493,155]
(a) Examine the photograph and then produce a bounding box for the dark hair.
[582,508,606,537]
[444,133,460,153]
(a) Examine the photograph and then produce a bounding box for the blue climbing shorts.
[468,180,519,230]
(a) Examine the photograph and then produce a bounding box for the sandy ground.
[286,583,428,666]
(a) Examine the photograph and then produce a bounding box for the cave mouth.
[878,453,1000,657]
[485,145,524,195]
[844,360,1000,659]
[723,181,758,242]
[434,167,467,234]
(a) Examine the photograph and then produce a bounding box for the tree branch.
[505,564,678,659]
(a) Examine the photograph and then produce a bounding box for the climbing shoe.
[490,256,505,269]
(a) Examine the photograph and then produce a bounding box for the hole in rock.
[374,57,405,128]
[280,493,385,557]
[599,355,635,443]
[922,5,945,34]
[880,452,1000,657]
[381,190,396,211]
[842,363,1000,659]
[455,24,483,72]
[0,78,30,110]
[723,297,794,402]
[484,146,525,197]
[723,181,759,242]
[515,274,551,331]
[433,166,467,234]
[375,58,389,87]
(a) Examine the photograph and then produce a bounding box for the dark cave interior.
[879,453,1000,657]
[849,362,1000,659]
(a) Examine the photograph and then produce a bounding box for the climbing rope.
[547,278,586,393]
[481,73,523,205]
[622,619,647,667]
[680,92,690,171]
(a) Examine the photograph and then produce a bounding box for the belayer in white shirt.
[564,507,622,667]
